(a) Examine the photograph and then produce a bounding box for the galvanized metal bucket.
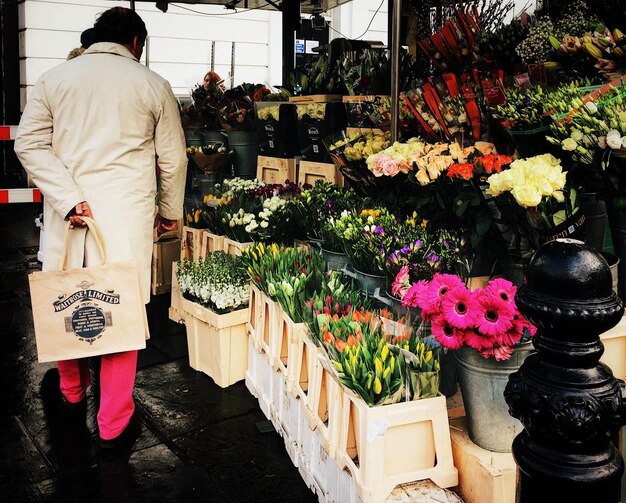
[321,247,350,272]
[455,343,534,452]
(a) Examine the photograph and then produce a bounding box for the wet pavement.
[0,204,318,503]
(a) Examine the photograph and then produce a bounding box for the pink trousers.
[57,350,138,440]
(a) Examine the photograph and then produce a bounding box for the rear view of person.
[15,7,187,449]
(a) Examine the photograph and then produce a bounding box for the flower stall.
[165,3,626,501]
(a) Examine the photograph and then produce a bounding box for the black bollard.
[504,239,626,503]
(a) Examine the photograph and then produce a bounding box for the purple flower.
[373,226,384,236]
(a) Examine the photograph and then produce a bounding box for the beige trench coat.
[15,42,187,303]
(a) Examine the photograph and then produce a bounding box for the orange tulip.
[335,339,346,352]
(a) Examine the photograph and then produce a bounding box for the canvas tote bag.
[29,217,148,363]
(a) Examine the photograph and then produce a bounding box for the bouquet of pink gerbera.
[395,272,536,361]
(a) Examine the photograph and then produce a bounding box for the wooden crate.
[256,156,297,184]
[180,226,202,262]
[199,230,224,260]
[168,262,186,325]
[298,160,343,186]
[289,94,345,103]
[181,298,249,388]
[151,238,181,296]
[449,416,516,503]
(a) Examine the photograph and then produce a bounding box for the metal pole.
[145,35,150,68]
[211,41,216,72]
[390,0,401,143]
[129,0,136,11]
[231,42,235,88]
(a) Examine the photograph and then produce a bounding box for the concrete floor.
[0,203,318,502]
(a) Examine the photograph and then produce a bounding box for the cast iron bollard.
[505,239,626,503]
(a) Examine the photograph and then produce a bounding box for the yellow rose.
[511,185,542,207]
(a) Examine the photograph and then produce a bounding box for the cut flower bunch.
[177,251,249,314]
[399,273,536,361]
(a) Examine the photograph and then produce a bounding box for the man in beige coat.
[14,7,187,448]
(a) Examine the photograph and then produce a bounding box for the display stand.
[256,156,297,184]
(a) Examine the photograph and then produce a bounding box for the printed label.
[57,281,117,345]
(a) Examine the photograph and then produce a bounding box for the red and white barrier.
[0,125,42,204]
[0,125,18,141]
[0,188,42,203]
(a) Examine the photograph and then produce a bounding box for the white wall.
[329,0,388,46]
[18,0,283,109]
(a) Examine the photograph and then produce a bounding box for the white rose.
[607,129,622,150]
[562,138,577,151]
[584,101,598,113]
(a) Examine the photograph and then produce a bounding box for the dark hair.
[93,7,147,46]
[80,28,97,49]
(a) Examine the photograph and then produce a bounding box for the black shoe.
[99,408,142,450]
[40,368,88,427]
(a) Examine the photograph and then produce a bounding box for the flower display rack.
[199,230,224,260]
[151,238,180,296]
[274,309,306,376]
[181,297,249,388]
[256,155,297,184]
[180,226,202,262]
[298,160,344,187]
[306,354,344,459]
[255,291,279,356]
[168,262,187,325]
[245,328,273,420]
[222,237,254,256]
[449,417,515,503]
[337,389,458,503]
[246,284,262,344]
[288,95,345,104]
[287,325,322,419]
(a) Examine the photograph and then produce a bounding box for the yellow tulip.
[332,361,344,373]
[383,367,391,379]
[375,357,383,376]
[381,345,389,362]
[373,376,382,394]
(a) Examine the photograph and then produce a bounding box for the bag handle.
[59,216,107,270]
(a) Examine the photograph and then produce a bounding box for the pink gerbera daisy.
[430,314,464,350]
[392,266,411,299]
[496,324,523,347]
[403,280,433,319]
[464,327,496,351]
[484,278,517,306]
[475,294,514,337]
[479,345,514,361]
[426,274,465,309]
[441,285,475,329]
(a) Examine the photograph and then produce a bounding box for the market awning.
[131,0,353,14]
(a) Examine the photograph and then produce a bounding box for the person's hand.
[155,214,178,237]
[69,201,93,228]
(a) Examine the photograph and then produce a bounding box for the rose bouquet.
[399,273,536,361]
[485,153,584,258]
[408,142,509,255]
[218,83,270,131]
[177,251,249,313]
